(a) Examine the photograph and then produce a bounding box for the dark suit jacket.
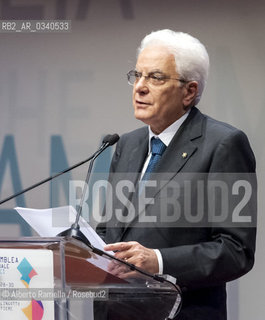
[99,107,257,320]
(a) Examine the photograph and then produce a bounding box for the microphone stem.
[73,142,109,226]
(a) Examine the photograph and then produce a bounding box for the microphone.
[56,134,119,246]
[103,133,119,146]
[0,134,120,206]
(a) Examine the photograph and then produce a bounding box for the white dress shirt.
[140,110,190,274]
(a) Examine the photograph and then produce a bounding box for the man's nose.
[134,76,149,94]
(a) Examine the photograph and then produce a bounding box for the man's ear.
[183,81,198,107]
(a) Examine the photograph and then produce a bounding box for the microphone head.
[103,134,120,146]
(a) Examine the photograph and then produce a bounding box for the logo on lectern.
[22,299,44,320]
[17,257,38,288]
[17,257,44,320]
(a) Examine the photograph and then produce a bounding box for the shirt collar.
[148,109,190,152]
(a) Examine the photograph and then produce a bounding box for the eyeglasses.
[127,70,187,86]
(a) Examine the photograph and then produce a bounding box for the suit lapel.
[120,107,205,238]
[109,129,148,243]
[126,130,149,183]
[150,107,203,196]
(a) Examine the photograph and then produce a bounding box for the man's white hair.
[138,29,209,105]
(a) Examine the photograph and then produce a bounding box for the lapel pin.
[182,152,188,159]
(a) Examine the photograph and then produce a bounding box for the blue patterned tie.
[142,137,167,181]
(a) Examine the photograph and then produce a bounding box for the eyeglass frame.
[127,69,188,86]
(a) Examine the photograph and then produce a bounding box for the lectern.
[0,237,181,319]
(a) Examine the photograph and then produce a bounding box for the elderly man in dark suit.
[99,29,256,319]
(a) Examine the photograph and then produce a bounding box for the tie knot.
[151,137,166,156]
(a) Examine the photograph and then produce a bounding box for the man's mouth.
[135,100,151,105]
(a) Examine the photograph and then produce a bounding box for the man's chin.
[134,111,152,124]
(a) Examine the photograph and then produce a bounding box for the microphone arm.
[0,134,119,206]
[0,155,94,206]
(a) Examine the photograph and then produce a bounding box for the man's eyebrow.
[149,69,165,74]
[135,68,164,73]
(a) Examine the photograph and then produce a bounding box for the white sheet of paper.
[15,206,113,272]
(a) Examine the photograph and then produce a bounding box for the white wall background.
[0,0,264,319]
